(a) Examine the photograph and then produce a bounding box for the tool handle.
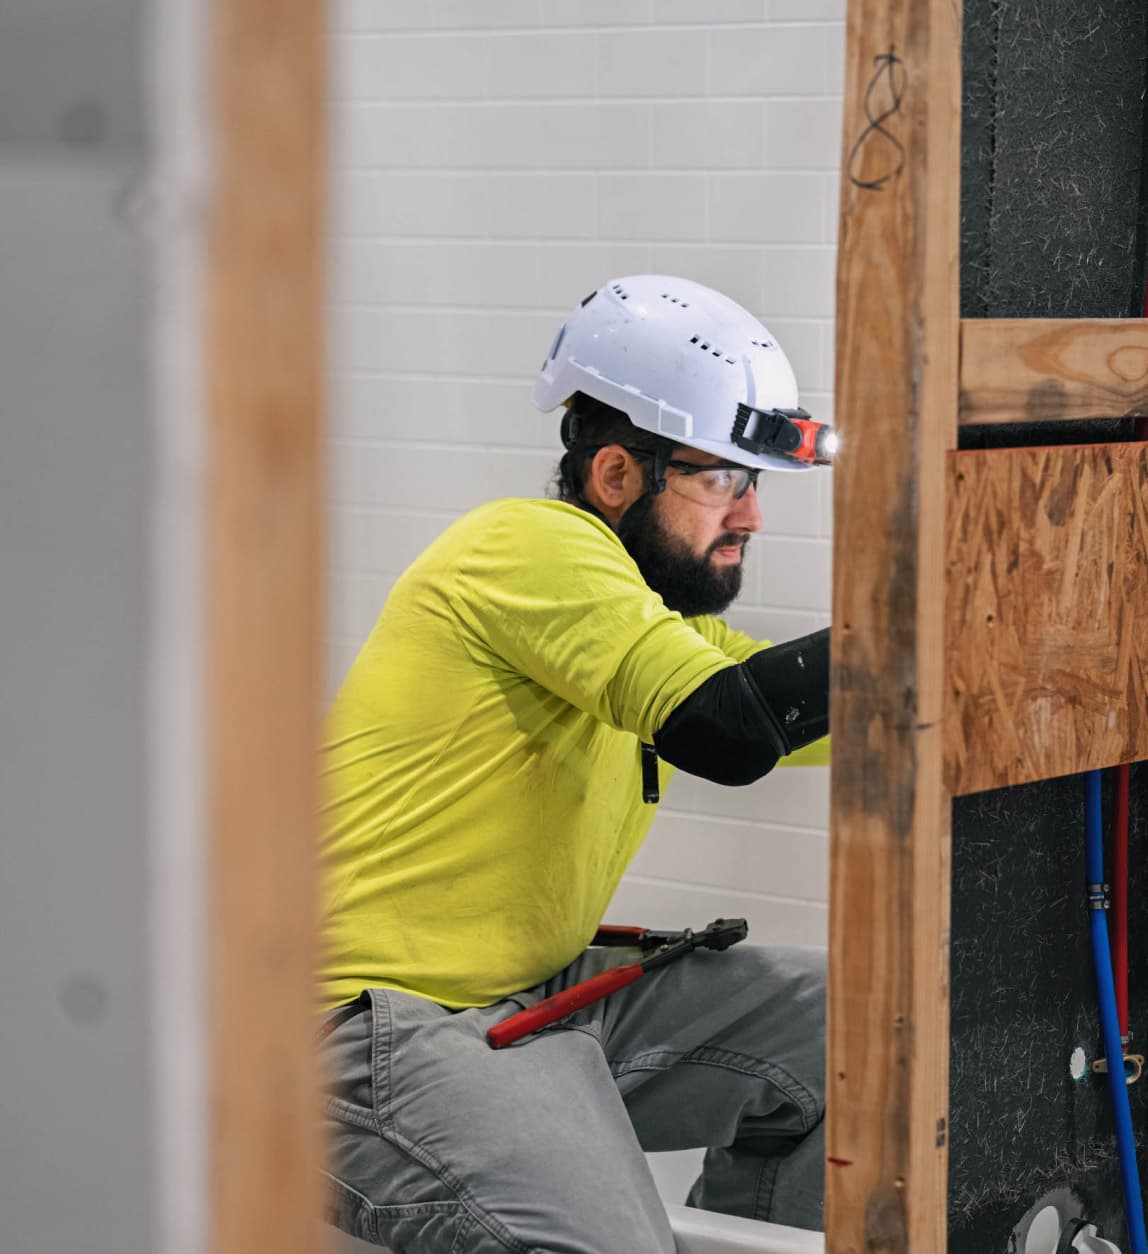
[591,925,648,947]
[486,964,643,1049]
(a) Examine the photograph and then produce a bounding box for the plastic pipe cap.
[1025,1205,1062,1254]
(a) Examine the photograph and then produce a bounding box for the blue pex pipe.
[1085,769,1148,1254]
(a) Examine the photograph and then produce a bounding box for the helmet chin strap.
[647,438,673,495]
[614,437,673,533]
[558,406,581,450]
[558,408,607,523]
[561,407,674,530]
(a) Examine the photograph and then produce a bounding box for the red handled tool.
[486,917,748,1050]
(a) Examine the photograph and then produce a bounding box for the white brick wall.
[327,0,844,958]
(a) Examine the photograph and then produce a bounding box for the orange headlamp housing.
[731,404,837,467]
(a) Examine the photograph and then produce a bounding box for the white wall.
[0,2,159,1251]
[1,1,209,1250]
[327,0,845,954]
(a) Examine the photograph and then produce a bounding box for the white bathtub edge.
[667,1204,825,1254]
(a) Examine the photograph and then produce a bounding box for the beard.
[616,493,746,618]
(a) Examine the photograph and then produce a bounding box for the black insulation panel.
[950,3,1148,1250]
[960,0,1148,322]
[949,770,1148,1250]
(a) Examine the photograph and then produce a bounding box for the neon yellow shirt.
[319,498,829,1011]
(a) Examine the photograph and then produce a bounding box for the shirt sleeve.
[688,615,771,662]
[451,501,737,743]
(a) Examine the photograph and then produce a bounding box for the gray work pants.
[320,943,825,1254]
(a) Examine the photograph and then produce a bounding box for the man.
[319,275,832,1253]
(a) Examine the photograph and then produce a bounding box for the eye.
[702,468,735,492]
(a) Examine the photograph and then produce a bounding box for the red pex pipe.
[1113,764,1131,1041]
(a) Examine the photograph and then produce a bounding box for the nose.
[725,482,763,533]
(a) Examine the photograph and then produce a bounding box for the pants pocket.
[375,1200,484,1253]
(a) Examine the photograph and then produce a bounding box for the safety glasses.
[665,457,759,506]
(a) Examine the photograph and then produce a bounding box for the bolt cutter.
[486,917,748,1050]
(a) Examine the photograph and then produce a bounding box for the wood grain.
[960,319,1148,424]
[944,443,1148,795]
[206,3,326,1252]
[829,1,959,1250]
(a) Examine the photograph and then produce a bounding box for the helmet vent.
[750,338,775,350]
[659,292,689,308]
[611,282,631,301]
[688,334,737,366]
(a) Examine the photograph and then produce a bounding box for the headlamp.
[731,404,837,467]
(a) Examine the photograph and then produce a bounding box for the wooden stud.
[960,318,1148,425]
[828,0,960,1249]
[944,442,1148,795]
[206,3,326,1253]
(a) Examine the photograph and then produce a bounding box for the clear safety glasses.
[665,458,759,506]
[625,448,759,507]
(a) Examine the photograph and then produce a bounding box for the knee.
[784,946,826,1013]
[731,944,825,1021]
[774,946,826,1055]
[734,944,826,1106]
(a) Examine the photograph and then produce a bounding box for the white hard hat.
[532,275,832,472]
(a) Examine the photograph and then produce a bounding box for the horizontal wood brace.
[959,319,1148,426]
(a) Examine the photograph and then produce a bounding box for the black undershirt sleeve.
[652,628,830,786]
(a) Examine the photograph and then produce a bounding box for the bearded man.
[318,276,833,1254]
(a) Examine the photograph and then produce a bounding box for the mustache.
[707,533,748,557]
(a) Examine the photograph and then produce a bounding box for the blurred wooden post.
[206,2,326,1252]
[828,0,961,1249]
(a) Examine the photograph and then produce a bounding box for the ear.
[584,444,648,525]
[588,444,632,508]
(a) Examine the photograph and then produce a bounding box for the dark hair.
[550,392,666,504]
